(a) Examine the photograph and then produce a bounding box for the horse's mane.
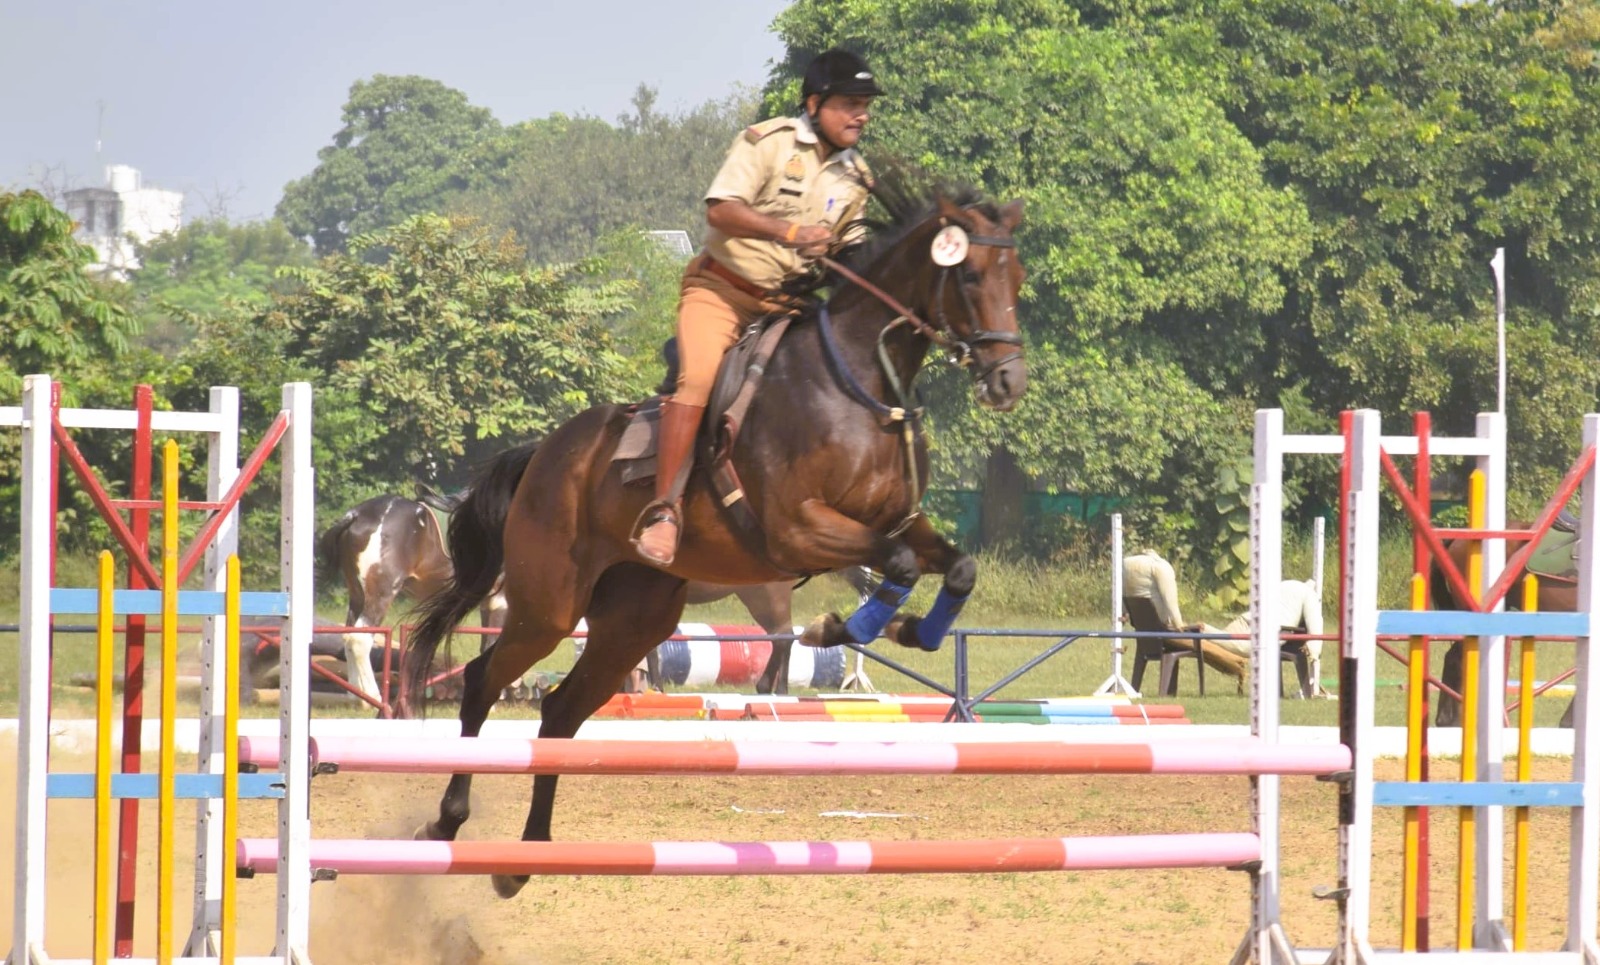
[788,162,998,298]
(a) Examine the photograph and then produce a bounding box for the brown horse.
[1430,528,1577,728]
[404,181,1027,898]
[415,486,875,695]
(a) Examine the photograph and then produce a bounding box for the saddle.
[612,312,800,542]
[1527,513,1582,584]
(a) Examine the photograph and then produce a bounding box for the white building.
[63,165,183,276]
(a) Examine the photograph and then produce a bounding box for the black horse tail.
[315,507,361,588]
[405,441,540,703]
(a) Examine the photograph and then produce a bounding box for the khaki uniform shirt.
[1122,553,1185,630]
[703,114,874,290]
[1218,579,1325,659]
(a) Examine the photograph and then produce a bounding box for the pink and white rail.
[239,735,1350,776]
[236,832,1264,877]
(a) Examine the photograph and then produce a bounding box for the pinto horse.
[405,181,1027,899]
[315,495,483,703]
[1430,527,1577,728]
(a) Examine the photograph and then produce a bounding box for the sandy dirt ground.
[2,744,1594,965]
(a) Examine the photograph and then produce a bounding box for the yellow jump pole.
[221,555,241,965]
[158,440,178,965]
[1458,468,1486,951]
[94,551,116,965]
[1402,572,1427,951]
[1513,574,1538,951]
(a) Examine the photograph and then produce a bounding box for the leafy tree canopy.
[127,218,313,353]
[456,85,757,263]
[266,213,630,485]
[0,190,135,400]
[276,75,503,255]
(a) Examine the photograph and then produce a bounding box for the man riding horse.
[633,48,882,566]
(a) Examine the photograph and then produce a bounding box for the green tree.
[458,85,757,263]
[1177,0,1600,505]
[277,75,503,255]
[1,191,136,397]
[128,218,313,354]
[268,213,631,486]
[0,190,138,558]
[585,227,694,398]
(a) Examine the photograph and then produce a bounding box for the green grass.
[0,536,1580,729]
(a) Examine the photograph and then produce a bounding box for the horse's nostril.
[992,368,1013,401]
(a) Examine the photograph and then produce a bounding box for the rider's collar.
[795,114,859,167]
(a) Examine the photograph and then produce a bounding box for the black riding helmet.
[801,48,884,103]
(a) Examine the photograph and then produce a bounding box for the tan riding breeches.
[671,264,790,407]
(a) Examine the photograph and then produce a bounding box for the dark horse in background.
[405,179,1027,899]
[1430,523,1578,728]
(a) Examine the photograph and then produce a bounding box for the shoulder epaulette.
[853,155,876,190]
[744,117,796,144]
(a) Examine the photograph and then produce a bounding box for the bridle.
[810,211,1022,536]
[818,214,1022,379]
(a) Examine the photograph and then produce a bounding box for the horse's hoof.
[801,612,843,648]
[491,873,528,899]
[884,614,919,648]
[414,821,449,841]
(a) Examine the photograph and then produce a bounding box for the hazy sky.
[1,0,791,222]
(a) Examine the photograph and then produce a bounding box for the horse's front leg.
[882,516,974,653]
[780,502,921,649]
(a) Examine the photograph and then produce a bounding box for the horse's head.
[924,195,1027,411]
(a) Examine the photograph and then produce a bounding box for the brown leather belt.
[697,253,777,301]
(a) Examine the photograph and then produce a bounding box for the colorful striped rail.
[236,832,1265,877]
[587,692,1192,724]
[238,735,1350,776]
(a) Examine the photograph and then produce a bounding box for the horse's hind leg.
[493,564,687,900]
[1436,641,1463,727]
[746,583,795,695]
[415,615,572,847]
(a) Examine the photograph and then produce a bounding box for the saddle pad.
[1527,527,1580,582]
[614,402,661,462]
[614,402,661,486]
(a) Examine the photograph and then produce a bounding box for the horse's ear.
[999,200,1024,231]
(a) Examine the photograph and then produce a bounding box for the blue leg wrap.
[843,579,914,644]
[915,586,969,652]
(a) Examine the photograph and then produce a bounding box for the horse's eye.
[961,266,981,285]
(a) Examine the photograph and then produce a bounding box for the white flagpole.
[1491,246,1506,414]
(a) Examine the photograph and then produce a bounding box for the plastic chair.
[1124,596,1205,697]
